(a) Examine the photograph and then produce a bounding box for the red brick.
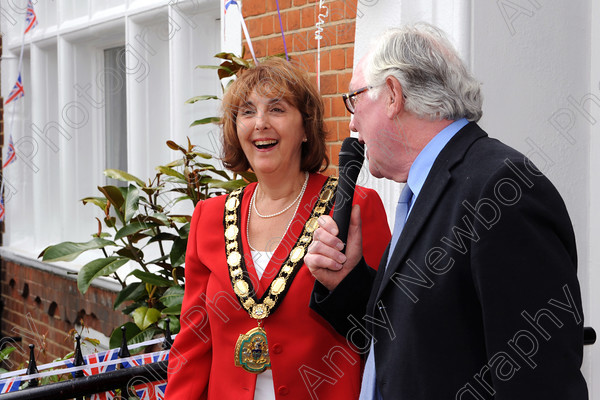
[320,50,331,72]
[268,36,286,56]
[337,21,355,45]
[329,1,345,21]
[323,97,332,118]
[296,53,316,74]
[346,47,354,69]
[324,119,338,141]
[319,25,336,48]
[244,0,266,17]
[331,93,349,117]
[250,39,267,58]
[294,0,308,5]
[330,143,343,164]
[345,0,359,19]
[320,74,337,95]
[338,71,353,92]
[246,17,261,38]
[292,32,309,52]
[301,5,315,29]
[260,15,274,36]
[330,48,345,70]
[287,9,301,31]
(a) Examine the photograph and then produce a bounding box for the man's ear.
[385,76,404,118]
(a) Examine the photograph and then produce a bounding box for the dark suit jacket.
[311,123,588,399]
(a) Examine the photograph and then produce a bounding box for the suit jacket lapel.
[374,123,487,302]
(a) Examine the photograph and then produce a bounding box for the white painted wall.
[353,0,598,394]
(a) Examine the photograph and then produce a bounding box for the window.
[1,0,227,272]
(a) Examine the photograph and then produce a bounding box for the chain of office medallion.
[223,176,338,320]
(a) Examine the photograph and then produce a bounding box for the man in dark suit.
[305,23,588,399]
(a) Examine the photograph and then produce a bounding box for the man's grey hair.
[364,22,483,122]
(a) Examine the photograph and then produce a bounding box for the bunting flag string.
[224,0,258,64]
[1,0,38,223]
[24,0,38,34]
[274,0,289,61]
[0,334,176,381]
[3,135,17,169]
[5,74,24,105]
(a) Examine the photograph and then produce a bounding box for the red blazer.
[165,173,390,400]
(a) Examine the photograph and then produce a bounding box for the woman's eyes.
[238,105,285,116]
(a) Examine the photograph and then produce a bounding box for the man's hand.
[305,205,363,291]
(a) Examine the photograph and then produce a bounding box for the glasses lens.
[344,96,354,114]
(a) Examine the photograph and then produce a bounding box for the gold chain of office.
[223,176,338,320]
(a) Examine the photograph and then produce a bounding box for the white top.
[251,250,276,400]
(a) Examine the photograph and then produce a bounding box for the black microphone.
[332,137,365,247]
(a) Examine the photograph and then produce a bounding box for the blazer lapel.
[374,123,487,301]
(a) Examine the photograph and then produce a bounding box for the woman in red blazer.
[165,58,390,400]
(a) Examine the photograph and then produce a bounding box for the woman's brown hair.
[220,57,329,173]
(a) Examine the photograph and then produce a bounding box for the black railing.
[0,323,596,399]
[0,319,174,399]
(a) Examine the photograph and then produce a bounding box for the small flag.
[3,135,17,169]
[5,74,24,105]
[134,380,168,400]
[121,350,169,369]
[0,376,21,394]
[0,196,5,222]
[63,349,119,400]
[25,0,38,33]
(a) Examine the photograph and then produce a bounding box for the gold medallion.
[234,326,271,374]
[224,177,338,373]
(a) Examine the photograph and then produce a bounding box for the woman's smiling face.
[236,89,307,176]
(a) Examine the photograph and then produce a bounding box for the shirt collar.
[406,118,469,210]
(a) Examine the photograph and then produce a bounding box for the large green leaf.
[147,232,179,244]
[126,327,161,354]
[155,166,186,181]
[123,184,140,223]
[81,197,108,210]
[208,178,249,191]
[185,95,219,104]
[114,221,156,241]
[129,270,173,287]
[132,306,162,330]
[41,238,115,262]
[160,286,184,308]
[109,322,140,349]
[158,316,180,334]
[113,282,147,310]
[190,117,220,127]
[170,237,187,268]
[98,185,125,209]
[104,169,145,187]
[161,304,182,315]
[78,256,129,294]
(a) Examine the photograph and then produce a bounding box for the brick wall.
[242,0,358,174]
[0,259,129,366]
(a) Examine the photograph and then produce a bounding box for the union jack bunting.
[3,135,17,169]
[121,350,169,369]
[134,380,167,400]
[0,377,21,394]
[126,351,169,400]
[64,348,120,400]
[5,74,24,105]
[24,0,38,33]
[0,196,5,222]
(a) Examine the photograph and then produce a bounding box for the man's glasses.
[342,86,371,114]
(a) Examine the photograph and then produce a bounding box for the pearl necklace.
[247,172,309,252]
[252,172,309,218]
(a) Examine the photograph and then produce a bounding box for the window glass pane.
[104,46,127,183]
